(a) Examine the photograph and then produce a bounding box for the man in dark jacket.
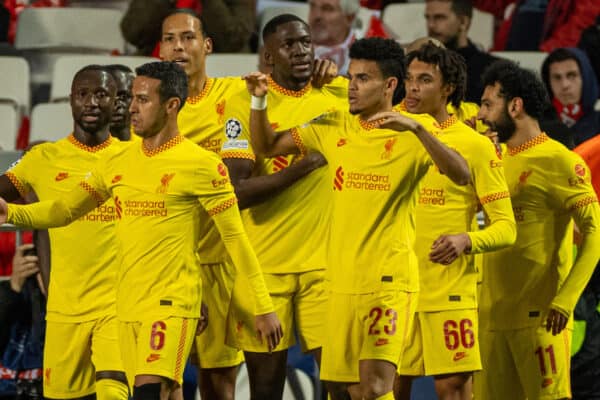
[541,47,600,146]
[424,0,499,103]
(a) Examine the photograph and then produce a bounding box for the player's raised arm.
[0,177,107,229]
[244,72,300,158]
[371,111,471,185]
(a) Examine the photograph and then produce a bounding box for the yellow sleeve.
[467,138,516,253]
[7,170,108,229]
[549,152,600,317]
[194,153,273,314]
[220,89,257,161]
[5,146,43,197]
[291,110,340,155]
[552,201,600,317]
[211,205,274,315]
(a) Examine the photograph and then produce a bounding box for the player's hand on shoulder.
[546,308,569,336]
[311,59,338,88]
[255,311,283,352]
[243,72,269,98]
[429,233,472,265]
[369,111,420,133]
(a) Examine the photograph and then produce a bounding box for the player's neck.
[507,118,543,149]
[73,127,110,147]
[111,127,130,141]
[271,71,309,92]
[431,107,450,125]
[142,120,180,151]
[188,72,208,98]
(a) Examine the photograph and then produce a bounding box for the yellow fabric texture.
[221,75,348,274]
[293,110,441,294]
[414,117,515,311]
[480,134,600,330]
[5,135,123,322]
[7,137,274,318]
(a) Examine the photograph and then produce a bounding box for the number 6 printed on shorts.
[443,319,475,350]
[150,321,166,351]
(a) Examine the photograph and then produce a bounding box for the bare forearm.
[250,108,279,156]
[413,125,470,185]
[234,156,324,209]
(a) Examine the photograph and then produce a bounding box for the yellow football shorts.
[226,269,327,353]
[320,290,417,383]
[475,325,572,400]
[399,308,481,376]
[194,261,244,368]
[43,314,123,399]
[119,317,197,390]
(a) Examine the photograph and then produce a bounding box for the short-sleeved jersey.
[292,110,436,294]
[414,116,512,311]
[82,136,238,321]
[220,75,348,273]
[394,100,488,134]
[5,135,123,322]
[178,76,247,263]
[481,133,598,329]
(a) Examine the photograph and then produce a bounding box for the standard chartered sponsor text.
[346,171,391,191]
[419,187,445,205]
[124,200,168,217]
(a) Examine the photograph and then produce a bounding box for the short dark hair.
[406,43,466,108]
[105,64,133,75]
[349,37,406,104]
[481,60,549,120]
[541,48,580,96]
[426,0,473,19]
[262,14,308,43]
[164,8,207,36]
[135,62,188,110]
[73,64,111,82]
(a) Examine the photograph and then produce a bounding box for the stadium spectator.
[425,0,499,103]
[541,47,600,146]
[0,243,45,400]
[120,0,255,57]
[309,0,360,75]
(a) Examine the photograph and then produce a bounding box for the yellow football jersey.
[220,75,348,274]
[481,133,599,329]
[292,110,438,294]
[5,134,122,322]
[178,76,247,263]
[395,100,488,134]
[414,116,514,311]
[7,136,274,320]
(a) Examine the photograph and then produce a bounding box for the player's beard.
[443,33,460,50]
[494,106,517,143]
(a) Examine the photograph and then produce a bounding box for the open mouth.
[404,98,420,109]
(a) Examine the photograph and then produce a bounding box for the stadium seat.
[382,3,494,50]
[258,4,310,45]
[0,56,30,116]
[29,103,72,143]
[491,51,548,74]
[15,7,125,86]
[0,150,21,173]
[205,54,260,77]
[50,55,159,102]
[0,105,19,150]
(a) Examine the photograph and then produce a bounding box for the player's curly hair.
[481,60,549,120]
[406,42,466,108]
[136,62,188,110]
[349,37,406,104]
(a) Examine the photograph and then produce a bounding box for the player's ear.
[204,37,213,55]
[386,76,398,96]
[166,97,180,113]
